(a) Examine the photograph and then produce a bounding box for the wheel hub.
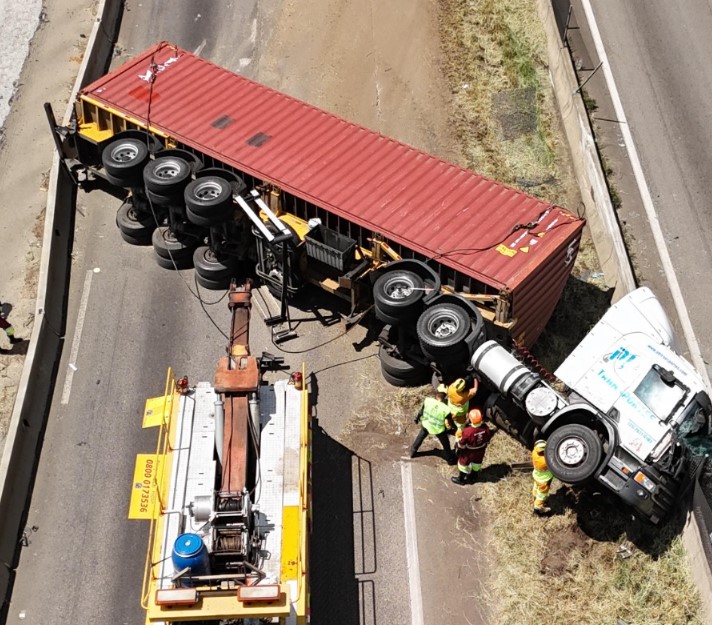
[111,142,139,163]
[430,315,458,338]
[385,278,414,300]
[194,180,222,199]
[154,160,182,180]
[557,438,585,466]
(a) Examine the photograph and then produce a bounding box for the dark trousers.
[410,427,454,458]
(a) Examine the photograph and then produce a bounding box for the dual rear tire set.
[103,137,238,289]
[373,267,484,387]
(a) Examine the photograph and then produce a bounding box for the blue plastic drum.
[172,533,210,584]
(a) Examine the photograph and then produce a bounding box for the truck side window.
[634,367,686,422]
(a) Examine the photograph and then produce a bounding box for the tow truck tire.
[186,205,232,227]
[379,345,430,385]
[545,424,602,484]
[116,201,155,245]
[152,226,195,262]
[143,156,192,195]
[416,303,470,362]
[373,269,425,323]
[193,246,238,281]
[102,138,149,186]
[185,177,233,215]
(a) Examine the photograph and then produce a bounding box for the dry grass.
[436,1,704,623]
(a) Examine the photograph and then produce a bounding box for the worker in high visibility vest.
[532,439,554,515]
[410,384,457,465]
[0,301,21,346]
[451,408,495,485]
[447,377,478,431]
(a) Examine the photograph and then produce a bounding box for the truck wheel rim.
[557,437,585,465]
[193,180,223,200]
[430,314,459,338]
[111,142,140,163]
[384,276,415,300]
[154,159,184,180]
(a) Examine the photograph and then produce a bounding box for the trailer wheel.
[195,272,231,290]
[373,269,425,323]
[154,252,193,271]
[545,424,602,484]
[143,156,192,195]
[186,205,233,227]
[380,365,430,388]
[116,201,155,245]
[378,344,430,383]
[193,246,238,281]
[152,226,196,265]
[416,303,470,362]
[185,177,233,215]
[102,138,149,186]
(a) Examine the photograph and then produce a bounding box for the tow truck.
[129,283,310,623]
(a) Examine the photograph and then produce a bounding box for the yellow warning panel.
[129,454,162,519]
[281,506,300,580]
[143,395,172,428]
[496,243,516,257]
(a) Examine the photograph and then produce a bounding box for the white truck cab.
[472,287,710,524]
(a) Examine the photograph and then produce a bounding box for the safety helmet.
[468,408,483,426]
[448,378,470,406]
[533,439,547,455]
[436,383,448,394]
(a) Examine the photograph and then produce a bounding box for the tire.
[102,138,149,185]
[545,424,603,484]
[193,246,238,281]
[146,187,185,208]
[143,156,192,195]
[186,205,232,227]
[416,303,470,361]
[380,365,429,388]
[373,269,425,323]
[154,252,193,271]
[115,201,155,245]
[378,345,430,382]
[195,272,231,290]
[185,177,233,216]
[152,226,195,261]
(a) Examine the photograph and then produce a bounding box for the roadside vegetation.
[350,386,703,625]
[429,0,704,623]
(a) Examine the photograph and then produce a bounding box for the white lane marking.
[581,0,711,391]
[61,270,93,405]
[401,461,424,625]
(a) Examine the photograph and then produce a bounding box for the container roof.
[81,41,584,290]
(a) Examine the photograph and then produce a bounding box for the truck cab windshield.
[634,366,686,422]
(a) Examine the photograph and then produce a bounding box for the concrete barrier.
[0,0,121,614]
[537,0,636,300]
[537,0,712,617]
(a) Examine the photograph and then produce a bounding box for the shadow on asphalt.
[310,422,362,625]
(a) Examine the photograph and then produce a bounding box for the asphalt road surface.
[586,0,712,375]
[6,3,469,625]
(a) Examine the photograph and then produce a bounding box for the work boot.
[446,453,457,466]
[533,505,551,516]
[9,336,21,345]
[467,471,479,484]
[409,446,417,459]
[451,472,467,486]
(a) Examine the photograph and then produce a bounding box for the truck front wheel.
[545,424,602,484]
